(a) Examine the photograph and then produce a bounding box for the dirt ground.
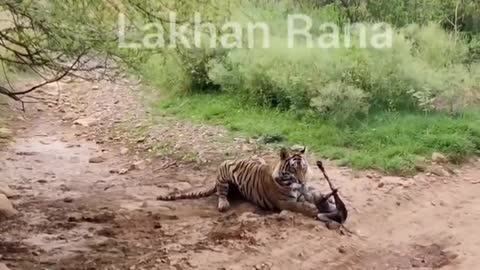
[0,79,479,270]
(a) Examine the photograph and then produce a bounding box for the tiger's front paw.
[217,197,231,212]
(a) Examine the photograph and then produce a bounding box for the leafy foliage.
[143,1,479,119]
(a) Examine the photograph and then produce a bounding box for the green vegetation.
[155,94,479,175]
[138,1,480,174]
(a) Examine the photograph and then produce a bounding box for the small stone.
[326,221,341,230]
[63,197,74,203]
[377,182,385,188]
[0,194,18,220]
[74,117,97,127]
[120,147,129,155]
[241,145,253,152]
[276,210,294,221]
[96,228,115,237]
[89,156,105,164]
[432,152,448,163]
[130,160,146,170]
[62,112,78,121]
[118,168,129,175]
[415,163,427,172]
[428,165,448,177]
[67,213,82,222]
[366,172,382,180]
[337,246,347,254]
[37,179,48,184]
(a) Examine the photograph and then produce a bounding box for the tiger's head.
[276,145,310,184]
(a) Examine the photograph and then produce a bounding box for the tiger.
[157,146,333,218]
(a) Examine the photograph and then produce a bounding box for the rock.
[400,179,415,188]
[63,197,74,203]
[414,163,427,172]
[62,112,78,121]
[0,263,11,270]
[120,147,129,155]
[428,165,448,177]
[118,168,129,175]
[338,246,347,254]
[233,137,246,143]
[276,210,295,221]
[432,152,448,164]
[326,221,341,230]
[241,144,253,152]
[96,228,115,237]
[377,182,385,188]
[0,184,15,198]
[67,213,82,222]
[130,160,146,170]
[74,117,97,127]
[89,156,105,164]
[0,128,12,139]
[0,194,18,220]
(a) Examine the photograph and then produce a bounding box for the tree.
[0,0,126,109]
[0,0,227,108]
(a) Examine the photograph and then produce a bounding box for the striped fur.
[157,147,320,217]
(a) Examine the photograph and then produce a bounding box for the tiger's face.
[279,146,309,181]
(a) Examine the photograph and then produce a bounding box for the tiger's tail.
[156,185,216,201]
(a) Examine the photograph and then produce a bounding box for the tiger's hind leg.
[216,175,231,212]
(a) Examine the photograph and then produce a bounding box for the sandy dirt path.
[0,80,479,270]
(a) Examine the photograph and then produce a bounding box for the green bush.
[205,21,478,116]
[310,82,369,121]
[140,0,479,121]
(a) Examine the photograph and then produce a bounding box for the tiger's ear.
[300,146,306,154]
[279,147,289,160]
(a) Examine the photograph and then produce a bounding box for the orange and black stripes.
[157,147,311,213]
